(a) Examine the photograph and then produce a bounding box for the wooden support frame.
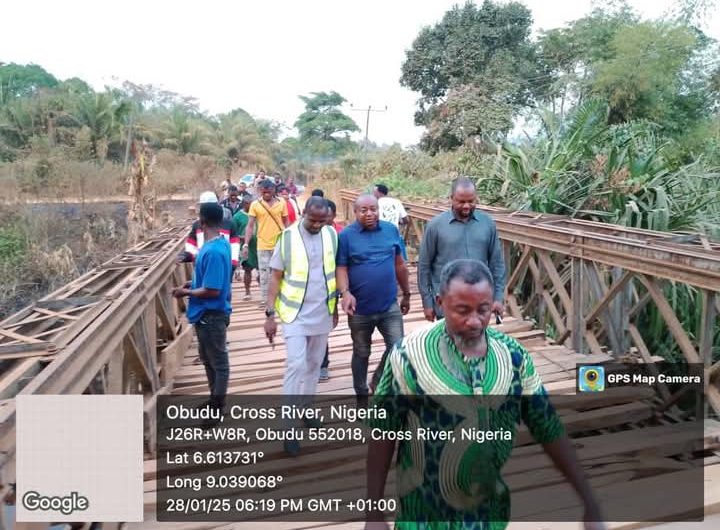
[700,291,719,418]
[537,251,573,316]
[584,262,625,355]
[0,221,192,486]
[584,270,632,330]
[637,275,702,364]
[340,189,720,417]
[571,258,585,354]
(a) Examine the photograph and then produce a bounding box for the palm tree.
[161,109,210,155]
[0,98,36,152]
[73,92,130,163]
[210,111,273,169]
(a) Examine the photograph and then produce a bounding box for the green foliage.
[72,92,130,162]
[535,4,717,158]
[210,109,275,170]
[294,91,359,157]
[340,145,491,200]
[0,225,26,268]
[0,63,58,102]
[160,109,209,155]
[592,22,698,124]
[535,4,638,116]
[473,99,720,237]
[58,77,93,96]
[421,79,517,152]
[0,97,36,154]
[400,0,537,151]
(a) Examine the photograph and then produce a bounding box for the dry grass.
[0,202,129,319]
[0,148,265,319]
[152,149,227,198]
[0,151,126,201]
[0,149,236,203]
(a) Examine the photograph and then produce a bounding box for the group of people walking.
[172,175,604,529]
[174,176,507,441]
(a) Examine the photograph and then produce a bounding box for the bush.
[0,203,128,319]
[152,149,225,197]
[0,224,26,268]
[0,147,126,201]
[332,145,496,202]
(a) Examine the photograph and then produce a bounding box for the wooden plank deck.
[134,269,719,530]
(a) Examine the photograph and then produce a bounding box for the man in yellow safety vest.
[264,197,339,455]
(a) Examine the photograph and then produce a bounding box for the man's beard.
[454,207,475,219]
[449,329,486,354]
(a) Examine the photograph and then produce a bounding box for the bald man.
[336,194,411,402]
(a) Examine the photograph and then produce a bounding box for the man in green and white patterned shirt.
[365,259,605,530]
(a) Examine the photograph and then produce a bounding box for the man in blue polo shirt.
[337,194,411,400]
[173,203,232,413]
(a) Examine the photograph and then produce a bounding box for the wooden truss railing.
[1,192,718,497]
[340,190,720,414]
[0,223,194,495]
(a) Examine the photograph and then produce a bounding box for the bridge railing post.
[571,257,585,354]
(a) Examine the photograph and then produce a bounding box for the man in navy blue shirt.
[337,194,411,400]
[173,203,232,413]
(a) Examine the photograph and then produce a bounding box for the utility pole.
[123,112,134,172]
[350,104,387,146]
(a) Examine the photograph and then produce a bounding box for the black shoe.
[284,440,300,456]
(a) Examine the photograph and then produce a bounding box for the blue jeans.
[195,310,230,408]
[348,302,404,396]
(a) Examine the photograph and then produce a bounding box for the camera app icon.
[578,365,605,392]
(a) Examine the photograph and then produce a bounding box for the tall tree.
[73,92,130,162]
[211,109,273,169]
[160,108,209,155]
[592,22,703,125]
[535,3,638,118]
[400,0,537,152]
[0,63,58,103]
[535,2,718,161]
[0,64,63,157]
[294,91,359,156]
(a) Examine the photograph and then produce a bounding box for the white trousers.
[282,334,329,397]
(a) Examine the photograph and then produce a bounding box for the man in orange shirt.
[242,180,289,307]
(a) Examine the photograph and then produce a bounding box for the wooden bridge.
[1,190,719,529]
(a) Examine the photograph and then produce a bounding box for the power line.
[350,104,388,144]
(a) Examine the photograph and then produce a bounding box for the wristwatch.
[265,308,275,318]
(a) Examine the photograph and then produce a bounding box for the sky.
[2,0,718,147]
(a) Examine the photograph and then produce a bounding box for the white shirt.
[378,196,408,228]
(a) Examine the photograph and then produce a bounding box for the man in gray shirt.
[418,177,506,321]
